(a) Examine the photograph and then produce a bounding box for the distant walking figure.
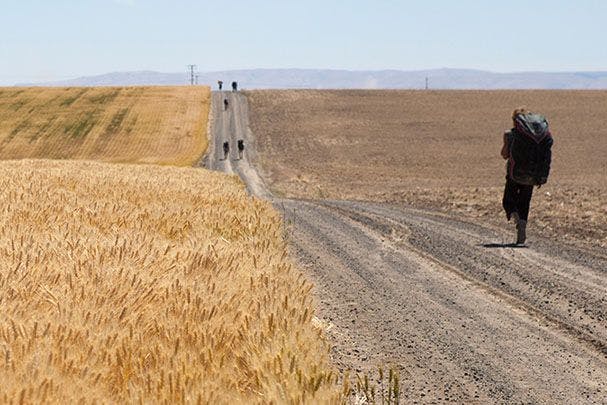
[231,81,238,92]
[222,141,230,160]
[218,80,223,91]
[237,139,244,159]
[223,98,229,111]
[501,107,553,244]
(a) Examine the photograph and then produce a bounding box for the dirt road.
[204,92,607,403]
[203,91,270,198]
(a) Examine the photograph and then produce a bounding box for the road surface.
[203,91,607,403]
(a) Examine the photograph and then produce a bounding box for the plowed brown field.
[210,92,607,403]
[246,90,607,248]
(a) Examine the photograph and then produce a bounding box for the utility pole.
[425,77,429,90]
[195,74,199,85]
[187,64,197,85]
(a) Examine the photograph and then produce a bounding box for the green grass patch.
[60,89,89,107]
[87,88,121,105]
[103,108,130,136]
[125,116,138,134]
[64,111,98,139]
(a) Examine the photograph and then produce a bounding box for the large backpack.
[508,113,553,185]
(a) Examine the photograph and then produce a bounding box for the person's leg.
[502,178,518,220]
[516,185,534,221]
[514,184,533,243]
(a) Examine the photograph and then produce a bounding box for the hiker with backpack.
[501,108,553,244]
[222,141,230,160]
[237,139,244,159]
[218,80,223,91]
[231,81,238,92]
[223,98,229,111]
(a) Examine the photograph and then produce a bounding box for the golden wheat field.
[0,86,209,166]
[0,160,339,403]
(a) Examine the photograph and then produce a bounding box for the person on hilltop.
[218,80,223,91]
[222,141,230,160]
[501,107,553,244]
[231,81,238,92]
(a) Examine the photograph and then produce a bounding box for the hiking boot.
[516,219,527,244]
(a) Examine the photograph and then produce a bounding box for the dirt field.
[0,86,210,166]
[208,92,607,403]
[0,159,339,403]
[246,90,607,248]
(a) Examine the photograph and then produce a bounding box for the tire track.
[204,91,607,403]
[318,200,607,357]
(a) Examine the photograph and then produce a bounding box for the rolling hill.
[20,68,607,89]
[0,86,210,166]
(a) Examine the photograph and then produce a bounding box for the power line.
[187,64,197,85]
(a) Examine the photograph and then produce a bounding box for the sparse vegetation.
[0,86,210,166]
[7,119,30,142]
[29,116,57,143]
[0,159,340,403]
[339,368,401,404]
[60,88,89,107]
[87,88,121,104]
[104,108,130,135]
[9,100,26,112]
[64,110,99,138]
[247,89,607,249]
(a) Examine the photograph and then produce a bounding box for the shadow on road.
[481,243,527,249]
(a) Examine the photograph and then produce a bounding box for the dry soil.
[207,91,607,403]
[246,89,607,249]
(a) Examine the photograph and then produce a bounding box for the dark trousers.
[502,178,534,221]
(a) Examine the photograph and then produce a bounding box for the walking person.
[218,80,223,91]
[501,108,553,244]
[237,139,244,160]
[231,81,238,92]
[223,98,229,111]
[222,141,230,160]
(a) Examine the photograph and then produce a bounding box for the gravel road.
[204,91,607,403]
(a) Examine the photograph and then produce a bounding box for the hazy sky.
[1,0,606,85]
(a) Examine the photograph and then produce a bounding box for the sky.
[1,0,606,85]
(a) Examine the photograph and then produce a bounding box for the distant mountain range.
[18,68,607,89]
